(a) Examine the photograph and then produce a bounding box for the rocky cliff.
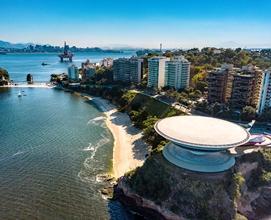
[114,149,271,220]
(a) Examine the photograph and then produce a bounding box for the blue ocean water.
[0,52,135,219]
[0,51,134,81]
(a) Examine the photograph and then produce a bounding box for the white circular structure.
[155,116,250,172]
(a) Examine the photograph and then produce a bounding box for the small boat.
[18,91,22,97]
[41,62,49,66]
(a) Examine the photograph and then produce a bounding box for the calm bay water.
[0,51,134,81]
[0,52,135,219]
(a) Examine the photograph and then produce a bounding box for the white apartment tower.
[165,56,190,90]
[147,57,170,88]
[68,64,79,80]
[259,68,271,114]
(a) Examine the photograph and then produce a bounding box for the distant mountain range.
[0,40,126,53]
[0,40,34,49]
[0,40,138,51]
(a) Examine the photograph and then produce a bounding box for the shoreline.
[0,83,54,88]
[81,94,148,179]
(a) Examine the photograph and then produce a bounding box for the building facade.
[165,56,190,90]
[113,58,132,82]
[259,69,271,113]
[242,65,264,110]
[147,57,170,88]
[68,64,79,81]
[100,58,113,68]
[113,58,143,83]
[130,58,143,83]
[207,64,264,111]
[230,65,264,110]
[81,59,96,81]
[230,74,255,109]
[207,64,234,103]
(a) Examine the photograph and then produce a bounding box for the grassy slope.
[129,93,176,118]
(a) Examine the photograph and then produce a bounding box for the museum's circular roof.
[154,116,250,150]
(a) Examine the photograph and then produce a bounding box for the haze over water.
[0,52,134,219]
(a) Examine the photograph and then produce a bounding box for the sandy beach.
[85,95,148,178]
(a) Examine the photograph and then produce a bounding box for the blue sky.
[0,0,270,48]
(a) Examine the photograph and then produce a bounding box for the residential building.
[130,58,143,83]
[68,64,79,81]
[113,58,143,83]
[207,64,264,110]
[113,58,131,82]
[230,74,255,109]
[81,59,96,81]
[259,68,271,114]
[229,65,264,110]
[165,56,190,90]
[100,58,113,68]
[241,65,264,110]
[207,64,234,103]
[147,57,170,88]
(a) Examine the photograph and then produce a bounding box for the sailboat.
[18,91,22,97]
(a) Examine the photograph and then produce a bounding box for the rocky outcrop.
[250,186,271,220]
[0,67,9,85]
[114,149,271,220]
[114,177,186,220]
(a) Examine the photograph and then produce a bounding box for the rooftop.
[155,116,250,150]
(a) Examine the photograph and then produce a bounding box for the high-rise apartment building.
[230,74,255,109]
[207,64,264,111]
[113,58,130,82]
[207,64,234,103]
[230,65,264,110]
[68,64,79,80]
[242,65,264,109]
[130,58,144,83]
[113,58,143,83]
[165,56,190,90]
[147,57,170,88]
[259,68,271,113]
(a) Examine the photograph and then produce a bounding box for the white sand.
[85,95,148,178]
